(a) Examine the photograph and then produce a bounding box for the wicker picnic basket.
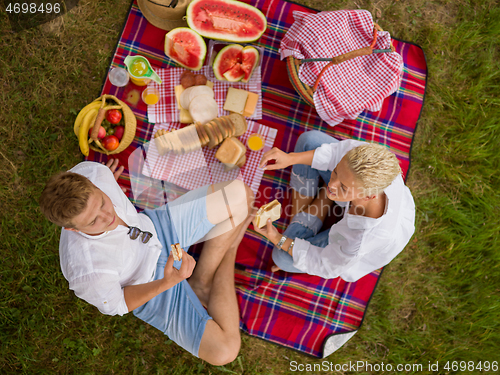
[286,23,395,108]
[89,94,136,155]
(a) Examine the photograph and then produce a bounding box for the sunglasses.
[127,226,153,244]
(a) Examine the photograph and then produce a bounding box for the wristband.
[288,240,295,256]
[276,235,287,249]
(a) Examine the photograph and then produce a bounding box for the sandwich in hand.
[254,199,281,228]
[170,243,183,261]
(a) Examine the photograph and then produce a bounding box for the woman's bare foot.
[271,265,281,272]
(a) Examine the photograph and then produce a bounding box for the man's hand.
[104,158,125,180]
[161,250,196,289]
[124,250,196,312]
[252,218,282,246]
[103,158,126,193]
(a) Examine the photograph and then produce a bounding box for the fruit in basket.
[102,135,120,151]
[213,44,259,82]
[165,27,207,71]
[241,46,259,82]
[78,108,99,156]
[186,0,267,43]
[88,125,106,140]
[114,125,125,141]
[73,101,102,136]
[106,109,122,124]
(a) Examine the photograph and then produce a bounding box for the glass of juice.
[142,87,160,105]
[247,133,264,151]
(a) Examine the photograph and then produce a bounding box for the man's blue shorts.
[133,185,215,357]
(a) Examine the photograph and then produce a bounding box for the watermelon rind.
[165,27,207,71]
[240,46,259,83]
[186,0,267,43]
[212,44,244,80]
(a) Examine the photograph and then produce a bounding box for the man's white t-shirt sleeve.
[69,273,129,316]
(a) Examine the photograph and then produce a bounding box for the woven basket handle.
[305,24,394,94]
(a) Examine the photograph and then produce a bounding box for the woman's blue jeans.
[272,131,339,272]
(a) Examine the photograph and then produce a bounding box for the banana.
[78,109,98,156]
[74,101,102,136]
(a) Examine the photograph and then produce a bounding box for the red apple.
[88,125,106,139]
[114,125,125,140]
[102,135,120,151]
[106,109,122,124]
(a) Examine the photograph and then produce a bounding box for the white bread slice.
[255,199,281,228]
[228,113,247,137]
[215,137,245,165]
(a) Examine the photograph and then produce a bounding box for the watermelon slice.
[240,46,259,83]
[186,0,267,43]
[223,63,245,82]
[165,27,207,71]
[212,44,244,80]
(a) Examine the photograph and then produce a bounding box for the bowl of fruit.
[74,94,136,156]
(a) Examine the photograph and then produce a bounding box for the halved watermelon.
[212,44,243,80]
[186,0,267,43]
[165,27,207,71]
[240,46,259,83]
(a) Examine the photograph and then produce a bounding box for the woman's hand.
[259,148,295,170]
[252,218,282,245]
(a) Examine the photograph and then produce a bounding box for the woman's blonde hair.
[345,143,402,197]
[39,172,96,228]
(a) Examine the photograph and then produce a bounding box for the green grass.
[1,0,499,374]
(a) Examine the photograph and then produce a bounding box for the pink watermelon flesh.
[165,29,206,70]
[240,47,259,82]
[213,44,243,80]
[187,0,267,43]
[223,63,245,82]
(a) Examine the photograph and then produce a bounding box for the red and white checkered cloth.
[142,121,276,195]
[147,65,262,124]
[280,10,403,126]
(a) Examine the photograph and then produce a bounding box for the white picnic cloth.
[280,10,403,126]
[142,121,276,196]
[147,66,262,124]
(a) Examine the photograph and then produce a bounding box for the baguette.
[254,199,281,228]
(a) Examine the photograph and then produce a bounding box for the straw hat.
[137,0,192,30]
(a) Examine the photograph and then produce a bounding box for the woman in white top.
[254,130,415,282]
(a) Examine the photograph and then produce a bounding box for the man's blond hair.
[39,172,95,228]
[345,143,402,197]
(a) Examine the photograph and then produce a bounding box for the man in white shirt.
[254,131,415,282]
[39,159,255,365]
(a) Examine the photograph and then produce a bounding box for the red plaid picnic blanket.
[280,10,403,126]
[90,0,427,358]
